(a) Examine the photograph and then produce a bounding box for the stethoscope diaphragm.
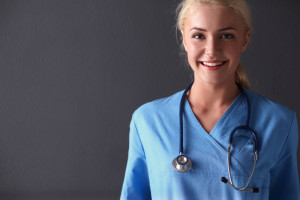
[172,154,192,173]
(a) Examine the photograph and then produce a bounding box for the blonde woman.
[121,0,299,199]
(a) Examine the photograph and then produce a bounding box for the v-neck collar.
[180,90,250,173]
[184,92,243,136]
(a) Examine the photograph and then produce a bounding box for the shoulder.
[245,89,294,116]
[244,89,298,166]
[131,90,184,124]
[245,89,296,131]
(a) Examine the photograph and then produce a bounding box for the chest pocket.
[230,134,256,173]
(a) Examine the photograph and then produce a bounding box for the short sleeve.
[120,118,151,200]
[269,112,300,199]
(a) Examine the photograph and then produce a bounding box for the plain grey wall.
[0,0,299,199]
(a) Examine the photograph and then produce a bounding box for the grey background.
[0,0,299,199]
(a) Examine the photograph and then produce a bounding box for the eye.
[221,34,234,39]
[193,34,205,39]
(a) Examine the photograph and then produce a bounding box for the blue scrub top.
[121,88,300,200]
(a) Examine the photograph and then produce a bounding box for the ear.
[181,30,188,52]
[241,30,251,52]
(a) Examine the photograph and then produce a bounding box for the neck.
[187,79,240,110]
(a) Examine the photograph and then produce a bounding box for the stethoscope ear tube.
[221,177,259,193]
[221,141,259,193]
[220,88,259,193]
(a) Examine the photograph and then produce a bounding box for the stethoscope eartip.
[252,188,259,193]
[221,177,228,183]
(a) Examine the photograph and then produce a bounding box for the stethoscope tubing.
[179,82,193,154]
[227,143,258,192]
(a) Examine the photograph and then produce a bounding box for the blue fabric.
[121,89,300,200]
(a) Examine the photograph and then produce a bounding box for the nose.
[205,37,221,57]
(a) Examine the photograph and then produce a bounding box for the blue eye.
[221,34,234,39]
[193,34,205,39]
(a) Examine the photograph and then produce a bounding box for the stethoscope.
[172,83,259,193]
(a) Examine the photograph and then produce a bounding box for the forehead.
[185,5,244,31]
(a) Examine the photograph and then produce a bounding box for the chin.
[195,73,236,86]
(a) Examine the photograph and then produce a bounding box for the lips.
[200,61,226,67]
[200,61,227,70]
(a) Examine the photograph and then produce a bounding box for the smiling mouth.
[200,61,227,67]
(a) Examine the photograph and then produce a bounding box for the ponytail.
[235,63,250,89]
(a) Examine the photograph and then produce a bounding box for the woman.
[121,0,299,199]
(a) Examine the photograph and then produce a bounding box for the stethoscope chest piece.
[172,154,192,173]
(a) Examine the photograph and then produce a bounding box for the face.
[181,5,250,86]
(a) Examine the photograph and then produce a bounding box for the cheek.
[187,45,204,66]
[224,44,243,62]
[186,42,204,58]
[186,53,197,70]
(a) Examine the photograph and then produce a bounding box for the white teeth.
[202,61,224,67]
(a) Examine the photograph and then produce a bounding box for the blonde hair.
[176,0,251,89]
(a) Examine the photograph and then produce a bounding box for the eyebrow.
[189,27,236,32]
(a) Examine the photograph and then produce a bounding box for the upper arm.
[269,112,300,199]
[120,118,151,200]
